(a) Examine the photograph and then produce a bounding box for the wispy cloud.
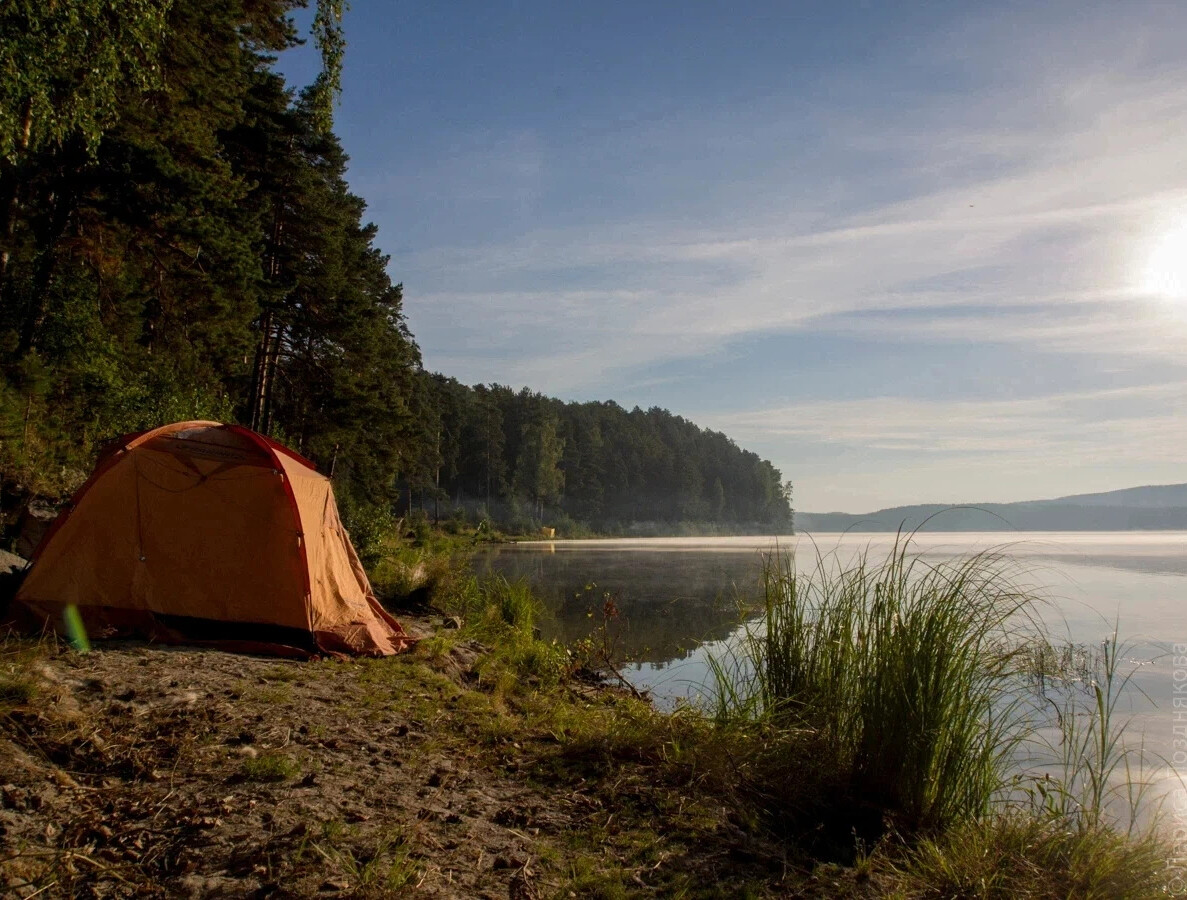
[695,381,1187,509]
[402,63,1187,392]
[699,382,1187,461]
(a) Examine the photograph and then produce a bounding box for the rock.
[15,504,56,559]
[1,784,24,810]
[0,549,27,608]
[0,549,26,577]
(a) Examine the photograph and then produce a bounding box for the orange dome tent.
[11,421,412,657]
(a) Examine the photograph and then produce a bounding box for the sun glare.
[1141,217,1187,302]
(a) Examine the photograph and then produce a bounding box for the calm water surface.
[474,532,1187,801]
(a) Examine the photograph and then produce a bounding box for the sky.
[277,1,1187,513]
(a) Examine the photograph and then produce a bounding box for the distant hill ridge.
[796,483,1187,532]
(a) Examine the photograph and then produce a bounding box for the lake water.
[473,532,1187,814]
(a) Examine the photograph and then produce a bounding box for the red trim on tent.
[258,437,319,472]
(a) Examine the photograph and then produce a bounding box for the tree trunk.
[248,310,273,431]
[250,201,285,431]
[259,322,283,435]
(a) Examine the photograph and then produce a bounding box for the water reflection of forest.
[471,547,765,665]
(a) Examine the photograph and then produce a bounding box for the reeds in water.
[709,536,1042,833]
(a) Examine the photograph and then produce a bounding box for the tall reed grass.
[1023,628,1165,836]
[709,537,1042,833]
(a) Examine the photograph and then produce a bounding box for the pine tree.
[514,415,565,522]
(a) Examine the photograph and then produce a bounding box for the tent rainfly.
[10,421,412,657]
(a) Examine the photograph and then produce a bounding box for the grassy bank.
[0,538,1176,897]
[376,534,1175,895]
[701,539,1174,894]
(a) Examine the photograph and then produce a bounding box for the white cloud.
[693,382,1187,510]
[699,382,1187,460]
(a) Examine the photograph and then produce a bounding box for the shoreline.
[2,540,1177,897]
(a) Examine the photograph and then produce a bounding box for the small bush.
[337,496,396,570]
[407,510,432,545]
[441,510,467,534]
[369,538,465,608]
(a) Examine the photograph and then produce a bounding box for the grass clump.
[0,671,38,707]
[562,855,628,900]
[297,822,419,892]
[242,752,300,782]
[882,814,1173,898]
[711,537,1038,836]
[259,663,307,683]
[1021,629,1163,836]
[0,632,50,708]
[454,573,539,638]
[447,573,568,687]
[370,538,459,604]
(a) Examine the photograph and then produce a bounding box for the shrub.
[337,496,396,569]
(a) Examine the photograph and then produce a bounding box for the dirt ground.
[0,622,811,899]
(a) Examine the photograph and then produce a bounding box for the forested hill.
[796,483,1187,532]
[0,1,792,552]
[421,376,793,536]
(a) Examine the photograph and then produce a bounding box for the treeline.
[0,1,792,552]
[420,377,793,535]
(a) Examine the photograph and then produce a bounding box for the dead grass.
[0,671,36,707]
[877,814,1174,898]
[0,632,50,709]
